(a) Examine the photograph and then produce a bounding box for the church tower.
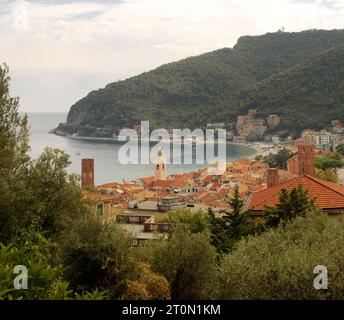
[154,148,167,181]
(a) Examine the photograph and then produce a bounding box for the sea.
[27,113,256,185]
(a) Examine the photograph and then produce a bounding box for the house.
[267,115,281,127]
[116,211,169,246]
[236,110,267,138]
[82,190,125,222]
[157,196,187,212]
[248,174,344,219]
[247,143,344,220]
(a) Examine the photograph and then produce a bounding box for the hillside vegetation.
[57,29,344,137]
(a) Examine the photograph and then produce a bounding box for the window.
[97,204,104,216]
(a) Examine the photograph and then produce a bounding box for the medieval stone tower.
[154,149,167,181]
[297,144,315,176]
[82,158,94,189]
[287,144,315,177]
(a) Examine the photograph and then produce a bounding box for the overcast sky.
[1,0,344,113]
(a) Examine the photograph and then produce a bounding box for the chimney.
[297,144,315,176]
[267,168,279,187]
[82,159,94,189]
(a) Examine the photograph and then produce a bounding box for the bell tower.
[154,149,167,181]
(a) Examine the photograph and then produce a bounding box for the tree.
[0,64,32,244]
[149,226,217,300]
[208,186,253,255]
[316,168,338,183]
[336,144,344,155]
[58,215,138,299]
[262,148,295,169]
[156,208,209,234]
[0,64,30,173]
[29,147,90,238]
[315,153,344,170]
[0,238,107,300]
[123,264,171,300]
[0,64,143,300]
[263,186,316,230]
[217,210,344,300]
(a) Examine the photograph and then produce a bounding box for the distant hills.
[55,29,344,138]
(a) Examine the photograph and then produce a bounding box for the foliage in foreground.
[3,63,344,300]
[0,241,107,300]
[218,211,344,299]
[147,226,217,300]
[208,186,253,255]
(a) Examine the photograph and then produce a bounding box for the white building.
[312,131,332,148]
[272,135,280,144]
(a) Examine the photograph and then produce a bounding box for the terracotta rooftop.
[139,176,155,184]
[82,190,118,202]
[249,175,344,212]
[251,162,267,169]
[209,182,222,192]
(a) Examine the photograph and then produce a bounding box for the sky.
[1,0,344,113]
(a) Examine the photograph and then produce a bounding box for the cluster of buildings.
[82,143,344,244]
[81,148,271,244]
[82,150,269,218]
[248,143,344,219]
[81,112,344,245]
[233,109,280,143]
[297,122,344,150]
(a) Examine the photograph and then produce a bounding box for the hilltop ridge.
[54,29,344,138]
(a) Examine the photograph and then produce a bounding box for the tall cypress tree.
[208,186,253,255]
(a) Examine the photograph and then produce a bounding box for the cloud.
[290,0,342,9]
[1,0,344,112]
[27,0,121,4]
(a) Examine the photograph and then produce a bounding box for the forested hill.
[240,44,344,137]
[55,29,344,138]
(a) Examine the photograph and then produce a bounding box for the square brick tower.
[288,144,315,177]
[297,144,315,176]
[82,159,94,189]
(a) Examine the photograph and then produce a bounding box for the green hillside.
[240,44,344,136]
[56,29,344,138]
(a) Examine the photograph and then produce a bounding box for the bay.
[27,113,256,185]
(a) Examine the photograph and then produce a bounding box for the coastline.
[52,131,258,158]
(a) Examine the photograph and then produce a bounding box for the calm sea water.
[27,113,256,185]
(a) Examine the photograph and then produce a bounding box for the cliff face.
[55,29,344,138]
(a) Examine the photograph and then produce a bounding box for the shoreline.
[52,131,258,158]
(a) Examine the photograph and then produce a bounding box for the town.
[82,110,344,245]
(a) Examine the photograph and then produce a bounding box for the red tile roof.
[82,190,117,202]
[251,162,267,169]
[209,182,222,192]
[249,175,344,211]
[139,176,155,184]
